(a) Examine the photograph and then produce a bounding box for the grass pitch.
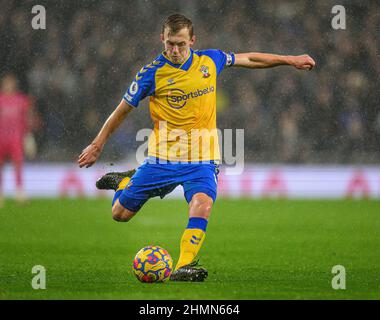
[0,198,379,299]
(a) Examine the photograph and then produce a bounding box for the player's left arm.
[233,52,316,70]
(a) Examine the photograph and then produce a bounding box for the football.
[132,246,173,283]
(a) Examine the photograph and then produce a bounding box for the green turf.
[0,198,379,299]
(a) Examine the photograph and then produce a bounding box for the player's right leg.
[95,163,171,222]
[96,169,136,191]
[95,169,138,221]
[112,199,137,222]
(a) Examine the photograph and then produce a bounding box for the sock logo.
[190,235,202,245]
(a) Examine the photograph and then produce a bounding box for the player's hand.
[290,54,316,70]
[78,143,103,168]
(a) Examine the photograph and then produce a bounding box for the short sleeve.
[123,65,156,108]
[197,49,235,76]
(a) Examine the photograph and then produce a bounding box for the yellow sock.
[116,176,131,191]
[175,228,206,270]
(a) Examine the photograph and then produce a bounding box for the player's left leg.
[175,192,212,271]
[171,163,218,282]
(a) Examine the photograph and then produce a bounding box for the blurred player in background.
[78,14,315,281]
[0,73,34,207]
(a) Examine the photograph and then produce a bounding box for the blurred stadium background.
[1,0,379,199]
[1,0,380,300]
[2,0,380,162]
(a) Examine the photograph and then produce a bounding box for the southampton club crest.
[200,65,210,78]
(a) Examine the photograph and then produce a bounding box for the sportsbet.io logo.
[166,86,215,109]
[166,88,187,109]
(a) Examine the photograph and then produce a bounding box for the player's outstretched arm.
[233,52,316,70]
[78,100,133,168]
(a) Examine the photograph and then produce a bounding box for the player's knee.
[112,209,134,222]
[112,203,135,222]
[189,193,213,219]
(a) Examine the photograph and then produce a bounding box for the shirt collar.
[162,48,193,71]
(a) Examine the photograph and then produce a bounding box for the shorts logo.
[200,65,210,78]
[129,81,139,95]
[166,86,215,109]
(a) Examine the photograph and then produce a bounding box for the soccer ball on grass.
[132,245,173,283]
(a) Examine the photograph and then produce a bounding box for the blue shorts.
[118,158,219,212]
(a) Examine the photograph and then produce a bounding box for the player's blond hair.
[162,13,193,38]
